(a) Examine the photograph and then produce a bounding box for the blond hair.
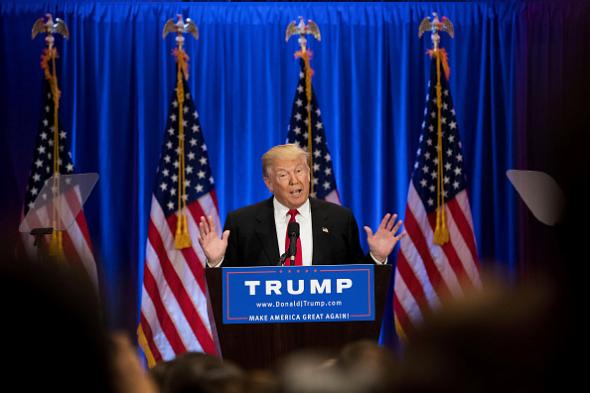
[261,144,309,178]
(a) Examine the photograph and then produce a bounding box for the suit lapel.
[311,198,329,264]
[255,197,280,265]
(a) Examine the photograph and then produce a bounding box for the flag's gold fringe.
[41,47,66,258]
[137,324,157,368]
[174,47,192,249]
[173,48,190,81]
[427,48,450,80]
[48,229,64,259]
[432,49,449,245]
[394,315,408,343]
[295,50,315,194]
[175,217,191,249]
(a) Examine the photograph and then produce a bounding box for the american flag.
[19,77,98,285]
[138,77,219,366]
[393,55,482,340]
[287,59,341,204]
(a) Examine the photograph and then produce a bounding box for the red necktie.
[285,209,302,266]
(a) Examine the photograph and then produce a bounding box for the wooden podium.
[205,265,392,369]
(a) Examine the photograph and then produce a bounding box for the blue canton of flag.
[24,79,74,214]
[154,80,214,214]
[286,60,341,204]
[412,62,467,211]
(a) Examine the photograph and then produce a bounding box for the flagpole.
[419,13,454,245]
[286,17,321,195]
[163,15,199,249]
[32,14,69,258]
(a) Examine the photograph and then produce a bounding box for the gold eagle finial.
[285,16,321,52]
[32,13,69,47]
[163,14,199,50]
[418,12,454,50]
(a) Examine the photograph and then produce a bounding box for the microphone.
[278,252,289,266]
[286,221,300,266]
[277,222,300,266]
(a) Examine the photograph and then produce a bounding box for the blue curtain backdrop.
[1,1,585,344]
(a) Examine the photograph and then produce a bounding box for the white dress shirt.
[273,197,313,266]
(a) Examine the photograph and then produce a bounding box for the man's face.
[264,157,311,209]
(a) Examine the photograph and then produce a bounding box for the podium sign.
[207,265,391,369]
[222,265,374,324]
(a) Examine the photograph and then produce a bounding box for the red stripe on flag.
[179,202,221,355]
[396,250,430,316]
[404,207,451,301]
[51,199,85,269]
[63,188,95,254]
[75,212,93,248]
[142,263,187,354]
[61,230,84,267]
[164,209,209,302]
[184,202,212,288]
[393,293,414,339]
[140,312,163,364]
[209,189,220,211]
[148,219,216,354]
[447,197,479,270]
[426,210,472,291]
[63,186,82,215]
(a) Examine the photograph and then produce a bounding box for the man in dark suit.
[198,144,405,267]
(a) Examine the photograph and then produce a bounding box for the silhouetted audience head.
[394,277,567,393]
[242,369,279,393]
[276,349,355,393]
[150,358,175,391]
[337,340,399,393]
[157,352,244,393]
[111,332,158,393]
[0,253,116,392]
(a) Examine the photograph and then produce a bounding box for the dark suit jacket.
[222,197,373,267]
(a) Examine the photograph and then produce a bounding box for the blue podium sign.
[222,265,375,324]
